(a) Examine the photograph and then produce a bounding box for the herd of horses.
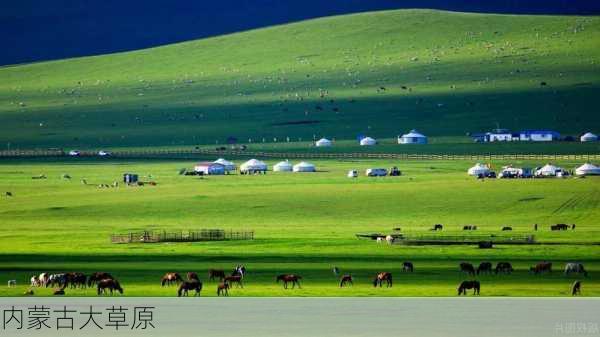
[21,261,589,296]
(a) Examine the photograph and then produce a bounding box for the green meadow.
[0,9,599,149]
[0,158,598,296]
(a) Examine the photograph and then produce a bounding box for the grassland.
[0,9,599,150]
[0,158,599,296]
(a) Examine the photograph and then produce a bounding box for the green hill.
[1,9,599,149]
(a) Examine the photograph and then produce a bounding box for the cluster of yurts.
[468,162,600,177]
[315,130,428,147]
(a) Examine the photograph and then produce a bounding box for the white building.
[575,163,600,176]
[519,130,560,142]
[293,161,316,172]
[315,138,332,147]
[468,163,491,176]
[581,132,598,142]
[240,159,268,174]
[273,160,293,172]
[194,162,226,175]
[360,137,377,146]
[398,130,427,144]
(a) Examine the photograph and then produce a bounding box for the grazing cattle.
[178,280,202,297]
[373,272,393,288]
[97,279,123,295]
[530,262,553,274]
[477,262,493,275]
[339,275,353,287]
[402,262,414,273]
[217,282,230,296]
[223,275,243,288]
[187,272,199,281]
[67,272,86,288]
[495,262,514,274]
[564,263,588,277]
[432,224,443,231]
[572,281,582,296]
[208,269,226,281]
[47,274,67,288]
[458,281,480,295]
[231,265,246,278]
[161,273,183,286]
[385,235,395,245]
[7,280,16,288]
[88,272,113,287]
[551,224,569,231]
[460,263,476,276]
[276,274,302,289]
[502,226,512,231]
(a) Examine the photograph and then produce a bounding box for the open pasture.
[0,158,599,296]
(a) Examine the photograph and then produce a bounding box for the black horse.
[458,281,480,295]
[178,280,202,297]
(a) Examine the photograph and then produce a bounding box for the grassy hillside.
[0,158,599,296]
[1,9,599,149]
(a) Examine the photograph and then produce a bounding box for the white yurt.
[315,138,332,147]
[468,163,490,176]
[580,132,598,142]
[213,158,237,172]
[293,161,316,172]
[575,163,600,176]
[273,160,293,172]
[535,164,561,177]
[398,130,428,144]
[360,137,377,146]
[240,159,268,173]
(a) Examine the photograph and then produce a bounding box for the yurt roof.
[401,130,426,138]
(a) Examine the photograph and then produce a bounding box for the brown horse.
[87,272,113,287]
[495,262,514,274]
[161,272,183,286]
[223,275,243,288]
[373,272,392,288]
[178,280,202,297]
[572,280,582,296]
[276,274,302,289]
[187,272,199,281]
[460,263,476,276]
[97,279,123,295]
[476,262,493,275]
[530,262,552,274]
[66,272,87,289]
[458,280,480,295]
[208,269,225,281]
[217,282,230,296]
[339,275,353,287]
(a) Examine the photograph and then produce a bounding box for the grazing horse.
[208,269,226,281]
[38,273,49,287]
[460,263,476,276]
[402,262,414,272]
[161,272,183,286]
[373,272,393,288]
[47,274,67,288]
[551,224,569,231]
[88,272,113,287]
[187,272,199,281]
[30,275,40,287]
[223,275,243,288]
[276,274,302,289]
[432,224,443,231]
[231,265,246,278]
[495,262,514,274]
[67,272,87,288]
[530,262,553,275]
[217,282,230,296]
[458,281,480,295]
[178,280,202,297]
[97,279,123,295]
[7,280,16,288]
[572,281,582,296]
[385,235,395,245]
[477,262,493,275]
[564,263,588,277]
[463,225,477,230]
[502,226,512,231]
[339,275,353,287]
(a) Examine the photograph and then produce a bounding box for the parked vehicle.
[68,150,81,156]
[366,168,388,177]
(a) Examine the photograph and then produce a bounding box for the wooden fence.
[1,148,600,161]
[110,229,254,244]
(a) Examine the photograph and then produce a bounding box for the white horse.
[30,276,40,287]
[7,280,16,287]
[376,237,384,244]
[38,273,49,287]
[565,263,588,277]
[385,235,395,245]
